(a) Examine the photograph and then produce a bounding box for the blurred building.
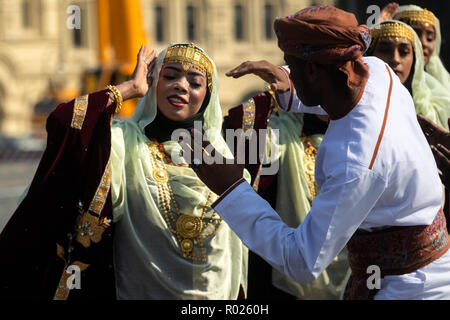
[0,0,334,138]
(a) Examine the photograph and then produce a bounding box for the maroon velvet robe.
[0,90,116,299]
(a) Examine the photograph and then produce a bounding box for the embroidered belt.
[344,208,450,300]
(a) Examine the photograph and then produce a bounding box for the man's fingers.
[431,145,448,167]
[437,144,450,159]
[417,114,435,134]
[226,62,256,78]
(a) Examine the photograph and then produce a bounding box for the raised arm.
[226,60,327,115]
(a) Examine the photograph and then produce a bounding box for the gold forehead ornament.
[398,9,435,28]
[163,43,214,91]
[370,22,415,48]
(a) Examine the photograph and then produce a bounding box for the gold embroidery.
[88,158,112,215]
[53,260,90,300]
[70,95,89,130]
[74,211,106,248]
[242,98,256,139]
[252,165,262,192]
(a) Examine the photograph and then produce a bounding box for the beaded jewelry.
[147,140,222,262]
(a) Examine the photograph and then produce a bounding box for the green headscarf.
[369,20,450,130]
[396,5,450,92]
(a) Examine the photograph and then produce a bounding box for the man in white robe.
[182,5,450,299]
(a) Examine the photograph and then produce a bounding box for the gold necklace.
[147,140,222,262]
[301,136,319,201]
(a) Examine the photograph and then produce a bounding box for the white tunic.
[213,57,450,299]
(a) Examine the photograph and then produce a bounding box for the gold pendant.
[176,214,202,238]
[305,161,315,175]
[180,239,194,254]
[152,168,169,183]
[182,62,190,72]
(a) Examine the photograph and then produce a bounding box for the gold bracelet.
[106,85,123,114]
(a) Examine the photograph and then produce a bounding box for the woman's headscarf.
[273,5,371,90]
[130,43,231,157]
[368,20,450,130]
[396,5,450,93]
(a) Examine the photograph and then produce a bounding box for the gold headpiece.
[370,22,415,47]
[163,43,214,91]
[398,9,435,28]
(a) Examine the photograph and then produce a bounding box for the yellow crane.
[84,0,149,117]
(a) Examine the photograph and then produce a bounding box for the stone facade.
[0,0,333,137]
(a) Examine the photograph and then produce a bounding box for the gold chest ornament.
[147,140,222,262]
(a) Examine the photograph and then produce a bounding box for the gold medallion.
[305,161,315,175]
[176,214,202,238]
[152,168,169,183]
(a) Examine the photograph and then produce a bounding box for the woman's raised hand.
[380,2,399,22]
[116,46,157,101]
[130,46,157,97]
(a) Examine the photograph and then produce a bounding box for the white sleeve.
[212,164,386,284]
[277,65,328,115]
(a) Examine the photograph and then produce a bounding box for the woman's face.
[410,21,436,65]
[156,62,208,121]
[372,37,414,84]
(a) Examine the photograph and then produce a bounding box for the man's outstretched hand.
[417,115,450,149]
[178,129,244,196]
[226,60,291,93]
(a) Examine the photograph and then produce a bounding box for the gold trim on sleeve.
[88,158,112,216]
[70,95,89,130]
[242,98,256,139]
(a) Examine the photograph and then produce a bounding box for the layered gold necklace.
[147,140,222,262]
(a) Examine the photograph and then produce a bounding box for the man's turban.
[274,6,371,89]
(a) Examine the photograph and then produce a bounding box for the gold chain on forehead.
[163,43,214,91]
[370,22,415,48]
[398,9,435,28]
